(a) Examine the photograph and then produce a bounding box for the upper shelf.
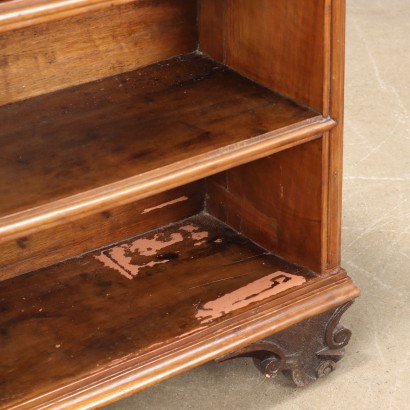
[0,52,335,242]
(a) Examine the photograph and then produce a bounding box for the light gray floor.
[106,1,410,408]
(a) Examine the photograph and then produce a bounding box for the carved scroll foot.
[216,301,354,387]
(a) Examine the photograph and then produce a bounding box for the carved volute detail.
[216,302,354,387]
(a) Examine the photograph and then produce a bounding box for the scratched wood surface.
[0,213,319,408]
[0,53,320,227]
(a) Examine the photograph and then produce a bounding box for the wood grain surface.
[324,0,347,270]
[0,183,204,281]
[207,138,325,273]
[0,213,359,409]
[0,2,358,407]
[0,1,141,33]
[0,0,197,105]
[0,53,333,243]
[199,0,327,111]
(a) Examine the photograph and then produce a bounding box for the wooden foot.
[216,301,354,387]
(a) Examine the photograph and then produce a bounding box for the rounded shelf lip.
[0,0,137,33]
[0,116,335,244]
[0,211,359,409]
[0,50,335,242]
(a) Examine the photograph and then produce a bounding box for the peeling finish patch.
[196,272,306,323]
[94,233,183,279]
[179,224,209,242]
[95,248,171,280]
[179,224,197,233]
[128,233,184,256]
[142,196,189,214]
[94,223,209,279]
[95,252,134,280]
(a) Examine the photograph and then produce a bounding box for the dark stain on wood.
[16,237,28,249]
[156,252,179,261]
[101,211,112,219]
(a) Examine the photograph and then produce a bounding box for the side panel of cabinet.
[206,137,326,273]
[202,0,346,272]
[326,0,346,268]
[198,0,328,112]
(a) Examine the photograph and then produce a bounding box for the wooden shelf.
[0,1,360,406]
[0,53,334,242]
[0,213,358,409]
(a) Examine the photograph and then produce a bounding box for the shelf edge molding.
[0,116,335,244]
[0,0,138,33]
[9,271,359,410]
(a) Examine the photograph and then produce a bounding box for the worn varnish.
[0,182,204,281]
[0,1,360,407]
[0,53,332,243]
[0,213,322,408]
[0,214,359,409]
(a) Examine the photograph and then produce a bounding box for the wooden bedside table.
[0,1,360,408]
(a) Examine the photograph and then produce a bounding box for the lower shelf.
[0,214,359,409]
